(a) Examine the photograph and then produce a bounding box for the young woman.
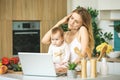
[42,7,94,63]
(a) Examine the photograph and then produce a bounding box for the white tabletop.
[0,73,120,80]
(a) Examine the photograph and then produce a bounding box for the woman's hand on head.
[58,13,72,25]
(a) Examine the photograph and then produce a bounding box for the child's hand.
[59,62,65,65]
[56,67,67,73]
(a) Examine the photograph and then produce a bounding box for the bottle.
[81,58,87,78]
[90,58,97,78]
[87,60,91,77]
[100,58,108,76]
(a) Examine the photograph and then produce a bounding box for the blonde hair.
[73,7,94,53]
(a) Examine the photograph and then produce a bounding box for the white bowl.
[107,51,120,58]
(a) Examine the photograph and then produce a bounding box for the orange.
[0,65,8,74]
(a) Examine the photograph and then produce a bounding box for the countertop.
[0,72,120,80]
[0,58,120,80]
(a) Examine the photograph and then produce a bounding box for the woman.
[42,7,94,63]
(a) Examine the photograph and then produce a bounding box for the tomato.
[2,57,9,65]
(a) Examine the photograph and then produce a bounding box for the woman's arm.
[79,26,89,57]
[41,22,60,44]
[41,14,72,44]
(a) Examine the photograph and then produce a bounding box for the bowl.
[107,51,120,58]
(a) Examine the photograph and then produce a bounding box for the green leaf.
[68,62,77,70]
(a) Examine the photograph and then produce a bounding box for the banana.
[0,62,2,67]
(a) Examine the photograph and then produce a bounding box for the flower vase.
[100,58,108,76]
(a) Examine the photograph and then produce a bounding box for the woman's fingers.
[66,13,72,19]
[65,13,72,22]
[59,13,72,24]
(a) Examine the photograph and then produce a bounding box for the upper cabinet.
[98,0,120,10]
[99,10,120,20]
[98,0,120,20]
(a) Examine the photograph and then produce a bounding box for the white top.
[48,41,70,64]
[69,38,82,62]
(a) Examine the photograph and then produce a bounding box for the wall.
[67,0,98,14]
[0,0,67,59]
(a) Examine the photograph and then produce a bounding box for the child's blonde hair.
[51,27,64,38]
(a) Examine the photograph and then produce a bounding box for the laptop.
[18,52,58,77]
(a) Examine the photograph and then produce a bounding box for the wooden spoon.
[97,45,107,61]
[74,47,92,59]
[74,47,83,58]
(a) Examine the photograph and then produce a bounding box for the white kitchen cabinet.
[97,61,120,75]
[98,0,120,20]
[98,0,120,10]
[105,62,120,75]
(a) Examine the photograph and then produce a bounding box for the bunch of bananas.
[96,42,113,54]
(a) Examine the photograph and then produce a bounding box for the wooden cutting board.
[7,70,22,74]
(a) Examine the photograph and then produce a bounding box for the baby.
[48,27,70,69]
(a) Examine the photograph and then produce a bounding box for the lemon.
[0,62,2,66]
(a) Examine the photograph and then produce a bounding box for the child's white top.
[48,41,70,64]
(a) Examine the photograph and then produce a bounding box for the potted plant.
[67,62,77,78]
[114,24,120,38]
[87,7,113,56]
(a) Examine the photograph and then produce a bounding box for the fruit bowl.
[107,51,120,58]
